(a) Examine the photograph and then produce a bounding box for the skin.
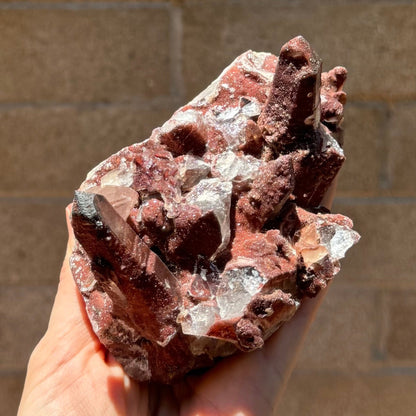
[18,182,336,416]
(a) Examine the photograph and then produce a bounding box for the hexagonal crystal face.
[318,223,360,262]
[185,178,233,254]
[216,267,266,320]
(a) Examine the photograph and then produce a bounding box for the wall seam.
[0,97,177,112]
[168,3,185,106]
[0,2,170,11]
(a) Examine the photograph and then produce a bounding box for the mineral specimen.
[70,36,360,383]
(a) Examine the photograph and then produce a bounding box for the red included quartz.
[70,36,359,383]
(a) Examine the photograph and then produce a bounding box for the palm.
[19,205,328,416]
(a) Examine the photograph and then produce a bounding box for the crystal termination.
[70,36,360,383]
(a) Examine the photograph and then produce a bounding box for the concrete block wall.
[0,1,414,414]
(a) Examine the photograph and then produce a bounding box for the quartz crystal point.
[70,36,360,383]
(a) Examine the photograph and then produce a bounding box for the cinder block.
[337,104,384,196]
[278,373,375,416]
[182,0,231,101]
[366,374,416,416]
[331,202,416,288]
[0,286,56,371]
[385,290,416,360]
[387,103,416,195]
[278,372,416,416]
[297,284,378,371]
[182,1,416,101]
[0,8,170,103]
[0,373,25,416]
[0,0,172,3]
[0,201,67,285]
[0,106,175,196]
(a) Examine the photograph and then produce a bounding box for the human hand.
[18,180,337,416]
[18,205,147,415]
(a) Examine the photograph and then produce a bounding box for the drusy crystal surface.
[70,37,359,383]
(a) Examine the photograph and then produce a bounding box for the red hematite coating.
[70,36,359,383]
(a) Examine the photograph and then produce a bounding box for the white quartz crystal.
[161,109,202,134]
[100,167,134,188]
[240,98,262,119]
[318,224,360,261]
[216,268,266,320]
[179,303,219,336]
[214,150,261,184]
[178,155,211,191]
[185,178,232,254]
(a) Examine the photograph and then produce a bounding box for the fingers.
[44,204,98,351]
[61,204,74,277]
[264,285,329,393]
[57,203,79,299]
[179,286,330,416]
[260,173,339,407]
[65,203,74,253]
[320,173,338,210]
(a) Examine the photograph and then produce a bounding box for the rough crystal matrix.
[70,36,359,383]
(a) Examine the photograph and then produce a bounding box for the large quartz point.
[70,36,359,383]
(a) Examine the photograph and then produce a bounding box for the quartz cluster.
[70,36,360,383]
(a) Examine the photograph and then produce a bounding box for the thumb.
[44,204,98,352]
[320,174,338,211]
